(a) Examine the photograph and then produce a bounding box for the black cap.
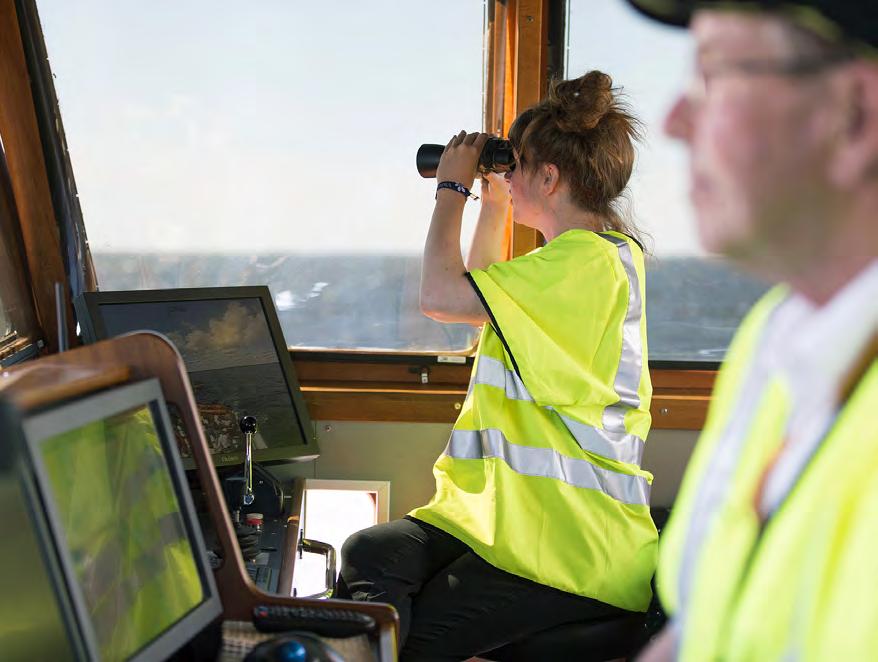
[625,1,878,53]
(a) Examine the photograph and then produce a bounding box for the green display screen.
[39,405,204,662]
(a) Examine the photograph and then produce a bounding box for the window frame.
[6,0,715,428]
[292,349,714,429]
[0,0,66,357]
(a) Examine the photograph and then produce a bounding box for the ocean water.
[91,252,770,362]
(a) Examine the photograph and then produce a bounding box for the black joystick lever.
[239,416,257,506]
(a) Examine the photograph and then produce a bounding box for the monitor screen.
[23,379,222,662]
[74,287,318,467]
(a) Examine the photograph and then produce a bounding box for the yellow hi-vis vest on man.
[657,288,878,660]
[410,229,657,612]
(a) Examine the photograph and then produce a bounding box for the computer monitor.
[21,378,222,662]
[74,287,318,467]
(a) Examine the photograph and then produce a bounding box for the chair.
[481,611,648,661]
[482,508,671,662]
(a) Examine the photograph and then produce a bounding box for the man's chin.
[695,216,744,258]
[698,222,777,280]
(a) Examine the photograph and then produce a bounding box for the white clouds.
[168,301,276,371]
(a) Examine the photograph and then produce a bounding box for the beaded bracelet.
[436,181,479,201]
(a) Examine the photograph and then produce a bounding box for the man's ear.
[829,62,878,188]
[541,163,561,195]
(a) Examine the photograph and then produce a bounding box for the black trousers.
[335,516,621,661]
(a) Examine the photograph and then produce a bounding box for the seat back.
[482,507,672,661]
[482,611,646,662]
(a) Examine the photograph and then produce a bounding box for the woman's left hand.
[479,172,510,210]
[435,131,491,189]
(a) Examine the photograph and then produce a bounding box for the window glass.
[37,1,485,352]
[0,144,40,355]
[0,304,11,341]
[566,1,769,362]
[0,145,16,343]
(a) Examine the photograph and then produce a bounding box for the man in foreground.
[624,1,878,659]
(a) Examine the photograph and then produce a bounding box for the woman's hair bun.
[547,70,615,132]
[505,68,644,245]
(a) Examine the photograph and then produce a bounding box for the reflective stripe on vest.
[443,428,651,506]
[597,233,644,435]
[473,356,645,466]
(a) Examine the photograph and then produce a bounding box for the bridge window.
[37,1,486,353]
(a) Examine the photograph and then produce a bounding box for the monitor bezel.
[74,286,318,467]
[22,378,223,662]
[0,397,88,660]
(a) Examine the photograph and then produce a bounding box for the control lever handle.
[239,416,257,506]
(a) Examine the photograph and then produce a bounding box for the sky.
[37,0,700,256]
[567,1,695,255]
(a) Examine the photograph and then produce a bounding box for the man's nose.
[664,94,694,143]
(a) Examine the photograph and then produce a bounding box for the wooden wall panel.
[299,385,710,430]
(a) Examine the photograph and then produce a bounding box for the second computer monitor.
[75,286,318,467]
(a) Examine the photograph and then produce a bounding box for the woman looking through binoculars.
[337,70,657,661]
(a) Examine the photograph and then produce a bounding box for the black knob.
[239,416,257,434]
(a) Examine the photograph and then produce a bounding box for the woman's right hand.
[436,131,490,190]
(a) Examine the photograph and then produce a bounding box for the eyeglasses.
[687,51,853,104]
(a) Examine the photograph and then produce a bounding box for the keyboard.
[245,562,273,591]
[252,604,376,638]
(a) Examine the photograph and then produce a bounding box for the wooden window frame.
[3,0,715,429]
[0,0,71,355]
[292,350,713,430]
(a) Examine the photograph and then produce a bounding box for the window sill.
[293,352,715,430]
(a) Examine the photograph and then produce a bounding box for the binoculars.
[416,138,516,178]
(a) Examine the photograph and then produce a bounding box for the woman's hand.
[466,171,511,271]
[479,172,510,211]
[435,131,491,189]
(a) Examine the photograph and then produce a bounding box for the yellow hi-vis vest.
[410,229,658,612]
[658,288,878,660]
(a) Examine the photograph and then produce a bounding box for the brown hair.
[508,70,644,245]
